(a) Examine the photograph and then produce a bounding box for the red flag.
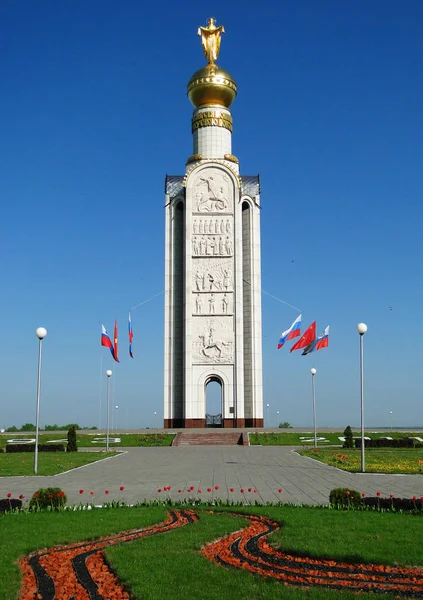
[112,319,119,362]
[290,321,316,352]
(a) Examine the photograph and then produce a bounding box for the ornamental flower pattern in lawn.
[18,510,198,600]
[201,514,423,596]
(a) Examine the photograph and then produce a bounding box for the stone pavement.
[1,446,423,506]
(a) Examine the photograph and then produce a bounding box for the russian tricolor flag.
[277,314,301,349]
[101,324,114,358]
[128,312,134,358]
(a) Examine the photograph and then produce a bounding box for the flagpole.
[310,368,317,449]
[99,354,103,430]
[106,370,112,451]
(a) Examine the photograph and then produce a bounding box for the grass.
[0,432,175,449]
[0,451,119,476]
[249,431,422,446]
[299,448,423,474]
[1,504,423,600]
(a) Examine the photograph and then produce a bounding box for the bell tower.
[164,18,263,428]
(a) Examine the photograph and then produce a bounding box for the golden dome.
[187,63,237,109]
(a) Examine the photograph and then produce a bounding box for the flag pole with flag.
[128,312,134,358]
[277,314,302,349]
[112,319,119,362]
[290,321,316,352]
[101,324,115,359]
[302,326,330,355]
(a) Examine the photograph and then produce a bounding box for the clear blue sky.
[1,0,422,430]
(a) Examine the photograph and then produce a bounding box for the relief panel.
[192,258,232,292]
[192,170,233,213]
[192,317,234,364]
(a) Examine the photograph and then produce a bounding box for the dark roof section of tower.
[165,175,185,197]
[240,175,260,199]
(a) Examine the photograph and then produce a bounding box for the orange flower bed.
[18,510,198,600]
[201,514,423,596]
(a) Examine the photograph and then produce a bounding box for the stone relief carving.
[192,235,233,257]
[193,170,233,213]
[193,292,233,315]
[192,218,232,236]
[193,258,232,292]
[192,317,234,363]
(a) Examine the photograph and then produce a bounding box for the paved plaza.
[1,445,422,506]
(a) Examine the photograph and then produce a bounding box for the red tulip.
[254,489,257,493]
[421,497,423,501]
[198,489,202,493]
[362,493,365,497]
[207,488,212,492]
[90,491,94,495]
[376,492,381,497]
[105,490,109,495]
[34,493,39,498]
[230,488,234,492]
[158,489,162,493]
[346,491,350,496]
[240,489,245,493]
[56,493,61,497]
[49,494,53,499]
[7,493,11,498]
[19,494,24,499]
[413,496,417,500]
[390,494,394,498]
[79,489,84,494]
[168,485,171,490]
[120,486,124,491]
[178,489,182,494]
[278,489,282,493]
[215,485,219,490]
[248,488,252,492]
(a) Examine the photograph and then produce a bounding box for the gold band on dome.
[192,109,232,133]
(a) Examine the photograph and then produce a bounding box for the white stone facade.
[164,109,263,428]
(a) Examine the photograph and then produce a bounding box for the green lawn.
[299,448,423,474]
[0,451,119,476]
[1,505,422,599]
[0,432,175,449]
[249,431,422,447]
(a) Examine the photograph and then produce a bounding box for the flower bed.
[18,509,198,600]
[202,513,423,596]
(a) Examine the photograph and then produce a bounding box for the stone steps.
[173,432,244,446]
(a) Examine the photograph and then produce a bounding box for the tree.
[279,421,293,429]
[343,425,354,448]
[67,425,78,452]
[6,425,18,432]
[20,423,36,431]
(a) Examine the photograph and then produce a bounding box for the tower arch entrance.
[205,375,223,428]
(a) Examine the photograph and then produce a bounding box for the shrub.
[329,487,362,507]
[67,425,78,452]
[355,438,414,449]
[6,444,65,453]
[29,488,67,510]
[0,498,22,513]
[343,425,354,448]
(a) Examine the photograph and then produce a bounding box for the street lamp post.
[310,368,317,449]
[153,411,157,429]
[389,410,392,433]
[115,405,119,431]
[276,410,280,429]
[266,403,270,428]
[34,327,47,475]
[357,323,368,473]
[106,370,112,451]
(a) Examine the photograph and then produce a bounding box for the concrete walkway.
[1,446,422,506]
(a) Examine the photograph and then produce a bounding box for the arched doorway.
[205,376,223,428]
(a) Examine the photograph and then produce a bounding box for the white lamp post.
[276,410,280,428]
[34,327,47,475]
[357,323,368,473]
[310,368,317,449]
[106,370,112,451]
[266,403,270,428]
[115,405,119,431]
[389,410,392,432]
[153,411,157,429]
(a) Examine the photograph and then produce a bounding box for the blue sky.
[1,0,422,429]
